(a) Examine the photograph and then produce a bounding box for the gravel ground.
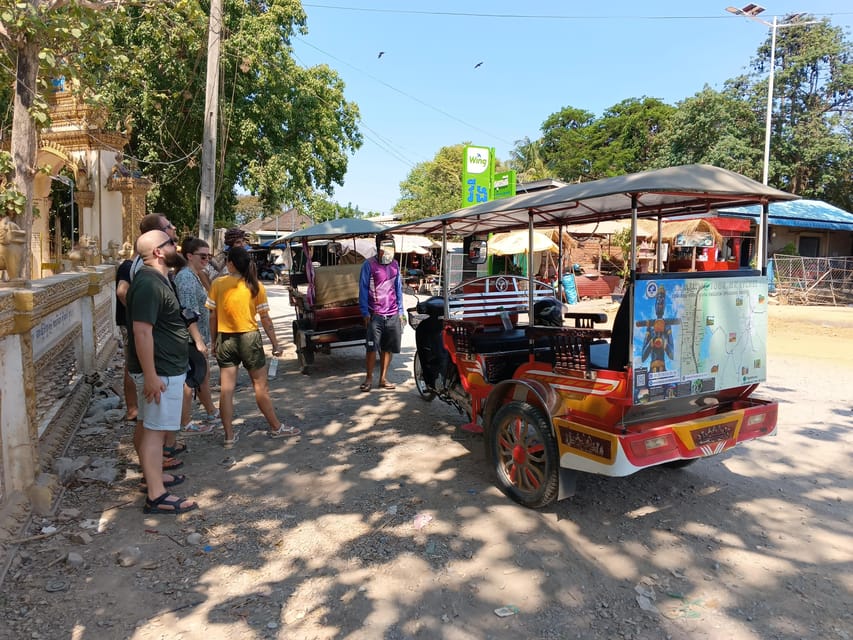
[0,288,851,640]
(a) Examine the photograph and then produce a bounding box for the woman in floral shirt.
[174,237,220,435]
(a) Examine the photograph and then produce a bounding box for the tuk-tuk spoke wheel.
[487,401,559,509]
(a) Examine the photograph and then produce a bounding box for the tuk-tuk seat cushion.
[470,328,528,353]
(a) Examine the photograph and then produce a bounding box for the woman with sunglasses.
[173,237,220,436]
[206,246,301,448]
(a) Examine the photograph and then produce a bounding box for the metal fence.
[772,255,853,306]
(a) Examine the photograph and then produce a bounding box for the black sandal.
[138,474,186,493]
[143,492,198,515]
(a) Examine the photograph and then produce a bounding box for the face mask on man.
[379,240,395,265]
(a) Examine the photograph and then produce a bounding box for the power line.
[302,4,851,22]
[296,36,515,147]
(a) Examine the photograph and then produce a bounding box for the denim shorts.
[366,314,402,354]
[130,373,185,431]
[216,330,266,371]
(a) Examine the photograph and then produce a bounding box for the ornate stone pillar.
[107,176,153,247]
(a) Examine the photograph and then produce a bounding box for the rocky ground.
[0,288,851,640]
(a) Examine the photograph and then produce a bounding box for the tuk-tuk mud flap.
[558,467,578,501]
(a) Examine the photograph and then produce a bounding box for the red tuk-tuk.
[390,164,797,508]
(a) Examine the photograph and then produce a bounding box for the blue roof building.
[719,199,853,257]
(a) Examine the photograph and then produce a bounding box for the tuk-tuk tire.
[413,350,436,402]
[486,401,559,509]
[293,321,314,373]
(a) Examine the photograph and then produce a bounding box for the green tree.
[233,194,264,224]
[303,193,369,223]
[651,86,763,175]
[97,0,362,231]
[539,99,674,182]
[509,135,549,182]
[592,97,676,176]
[395,143,466,221]
[0,0,122,278]
[538,106,597,181]
[727,15,853,209]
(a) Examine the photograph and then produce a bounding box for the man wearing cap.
[208,227,249,282]
[358,232,404,391]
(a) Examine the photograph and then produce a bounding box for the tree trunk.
[11,33,40,280]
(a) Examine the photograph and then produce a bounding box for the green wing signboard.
[462,146,494,208]
[462,146,516,206]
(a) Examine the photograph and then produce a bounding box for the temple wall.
[0,265,117,530]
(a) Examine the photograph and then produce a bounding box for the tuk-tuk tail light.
[738,402,778,436]
[629,433,678,458]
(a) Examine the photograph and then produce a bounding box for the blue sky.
[292,1,853,215]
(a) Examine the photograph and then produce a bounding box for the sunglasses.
[157,238,176,249]
[193,253,211,260]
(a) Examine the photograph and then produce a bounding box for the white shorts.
[130,373,186,431]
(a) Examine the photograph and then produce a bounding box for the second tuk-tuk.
[276,218,388,374]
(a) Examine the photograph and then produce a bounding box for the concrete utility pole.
[199,0,222,246]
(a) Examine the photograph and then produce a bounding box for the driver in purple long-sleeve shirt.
[358,232,404,391]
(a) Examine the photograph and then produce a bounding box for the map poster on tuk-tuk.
[631,275,769,404]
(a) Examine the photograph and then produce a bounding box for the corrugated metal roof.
[718,199,853,231]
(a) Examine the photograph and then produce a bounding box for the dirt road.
[1,290,851,640]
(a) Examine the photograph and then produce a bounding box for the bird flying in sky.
[378,51,385,59]
[474,61,483,69]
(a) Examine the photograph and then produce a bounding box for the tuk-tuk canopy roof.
[274,217,388,243]
[387,164,798,236]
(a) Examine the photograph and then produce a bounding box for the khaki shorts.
[216,331,266,371]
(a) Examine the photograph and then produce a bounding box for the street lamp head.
[743,3,766,17]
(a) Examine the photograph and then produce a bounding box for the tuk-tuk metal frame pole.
[629,195,638,281]
[528,211,535,319]
[760,201,769,275]
[656,216,663,273]
[442,222,450,318]
[557,222,564,302]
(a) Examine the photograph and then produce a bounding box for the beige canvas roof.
[389,164,798,237]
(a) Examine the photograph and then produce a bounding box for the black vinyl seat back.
[608,284,632,371]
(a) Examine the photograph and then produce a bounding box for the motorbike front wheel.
[413,350,436,401]
[486,401,559,509]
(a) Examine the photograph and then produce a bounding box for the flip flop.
[359,381,372,392]
[143,492,198,515]
[379,381,396,389]
[162,456,184,471]
[163,442,188,457]
[181,421,215,436]
[139,473,186,493]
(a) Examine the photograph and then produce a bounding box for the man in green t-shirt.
[126,229,198,515]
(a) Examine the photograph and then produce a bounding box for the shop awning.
[718,199,853,231]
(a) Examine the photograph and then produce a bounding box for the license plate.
[692,421,736,446]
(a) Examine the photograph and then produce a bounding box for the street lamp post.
[725,5,817,271]
[725,5,818,185]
